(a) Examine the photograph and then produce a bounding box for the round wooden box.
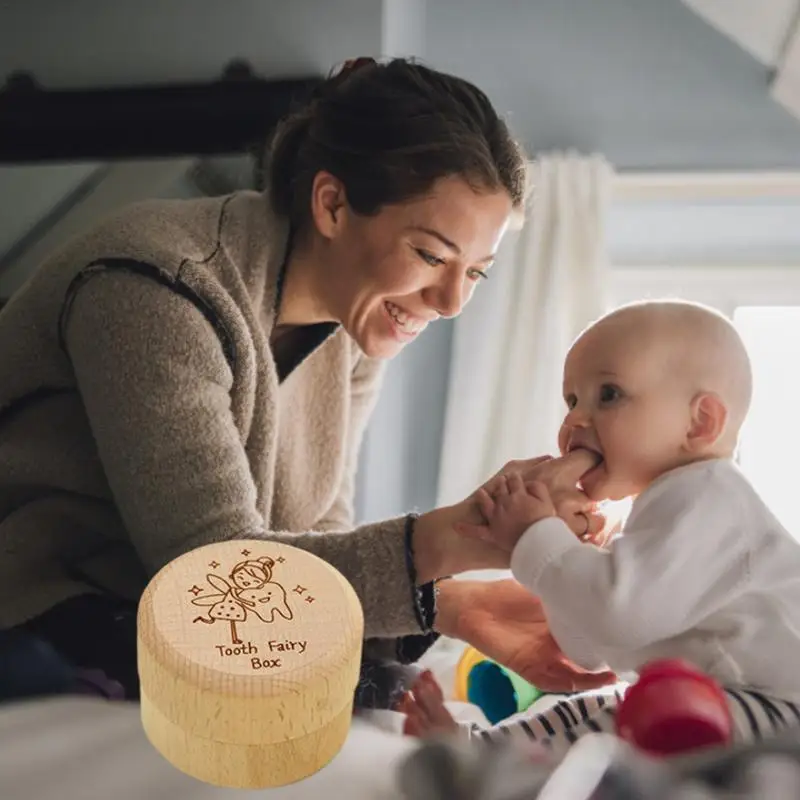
[137,540,364,788]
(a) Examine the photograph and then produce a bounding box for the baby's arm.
[511,466,752,669]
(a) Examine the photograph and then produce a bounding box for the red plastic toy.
[616,659,733,756]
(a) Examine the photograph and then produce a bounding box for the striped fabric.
[465,687,800,757]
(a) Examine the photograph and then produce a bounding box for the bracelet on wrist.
[403,512,452,634]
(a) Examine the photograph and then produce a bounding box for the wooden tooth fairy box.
[136,540,364,788]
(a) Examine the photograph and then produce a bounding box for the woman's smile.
[383,300,430,340]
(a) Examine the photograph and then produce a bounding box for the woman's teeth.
[386,301,425,334]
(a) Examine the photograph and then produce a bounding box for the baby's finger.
[526,480,550,503]
[582,511,609,546]
[481,473,507,497]
[402,706,428,738]
[475,488,495,521]
[394,692,411,713]
[415,677,456,727]
[494,475,510,497]
[421,670,446,701]
[506,472,525,495]
[415,671,441,700]
[556,496,591,518]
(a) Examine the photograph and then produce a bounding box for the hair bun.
[316,56,376,98]
[335,56,376,79]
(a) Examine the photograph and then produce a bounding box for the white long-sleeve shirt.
[511,458,800,699]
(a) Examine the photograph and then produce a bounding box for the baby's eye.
[564,393,577,410]
[599,384,623,405]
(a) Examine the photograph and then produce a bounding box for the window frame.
[609,265,800,318]
[608,264,800,472]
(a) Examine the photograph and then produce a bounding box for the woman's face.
[312,174,513,359]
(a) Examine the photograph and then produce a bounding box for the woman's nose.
[420,272,465,319]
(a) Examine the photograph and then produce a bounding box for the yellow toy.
[455,646,544,724]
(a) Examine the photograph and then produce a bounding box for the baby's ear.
[686,391,727,452]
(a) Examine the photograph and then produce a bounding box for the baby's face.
[558,324,692,501]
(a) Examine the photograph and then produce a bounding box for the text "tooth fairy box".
[136,540,364,788]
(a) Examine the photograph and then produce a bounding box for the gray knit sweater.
[0,189,424,642]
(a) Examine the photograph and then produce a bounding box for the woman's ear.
[685,391,728,453]
[309,171,348,240]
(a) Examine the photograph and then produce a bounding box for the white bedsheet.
[0,697,418,800]
[0,639,557,799]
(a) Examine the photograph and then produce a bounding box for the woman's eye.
[415,248,446,267]
[599,384,622,404]
[466,267,489,282]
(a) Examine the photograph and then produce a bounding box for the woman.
[0,57,610,705]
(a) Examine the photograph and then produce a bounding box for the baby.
[402,299,800,754]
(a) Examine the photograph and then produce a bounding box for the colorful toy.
[455,646,544,724]
[616,659,733,757]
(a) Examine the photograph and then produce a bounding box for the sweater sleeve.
[313,347,442,668]
[509,466,752,670]
[62,268,422,640]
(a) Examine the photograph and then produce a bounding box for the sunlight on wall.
[735,306,800,536]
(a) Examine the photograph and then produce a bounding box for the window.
[734,307,800,533]
[610,267,800,536]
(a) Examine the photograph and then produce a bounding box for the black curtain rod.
[0,63,323,164]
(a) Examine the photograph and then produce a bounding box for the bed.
[0,696,420,800]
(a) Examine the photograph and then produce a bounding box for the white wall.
[0,0,383,87]
[608,198,800,266]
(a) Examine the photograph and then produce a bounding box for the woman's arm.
[311,350,503,584]
[312,349,444,667]
[62,268,456,640]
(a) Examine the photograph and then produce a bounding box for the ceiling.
[425,0,800,170]
[4,0,800,297]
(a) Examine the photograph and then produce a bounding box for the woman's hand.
[412,449,609,583]
[482,449,606,541]
[412,503,511,584]
[435,578,617,693]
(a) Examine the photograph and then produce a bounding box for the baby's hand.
[397,670,459,738]
[475,473,557,552]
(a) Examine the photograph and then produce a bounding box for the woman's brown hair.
[266,57,527,228]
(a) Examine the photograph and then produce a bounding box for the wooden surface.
[137,540,364,788]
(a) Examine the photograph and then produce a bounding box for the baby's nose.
[565,407,591,428]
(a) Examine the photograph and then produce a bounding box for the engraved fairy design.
[191,555,293,644]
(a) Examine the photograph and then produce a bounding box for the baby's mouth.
[568,443,603,463]
[568,445,605,488]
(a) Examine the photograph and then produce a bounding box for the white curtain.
[436,153,615,508]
